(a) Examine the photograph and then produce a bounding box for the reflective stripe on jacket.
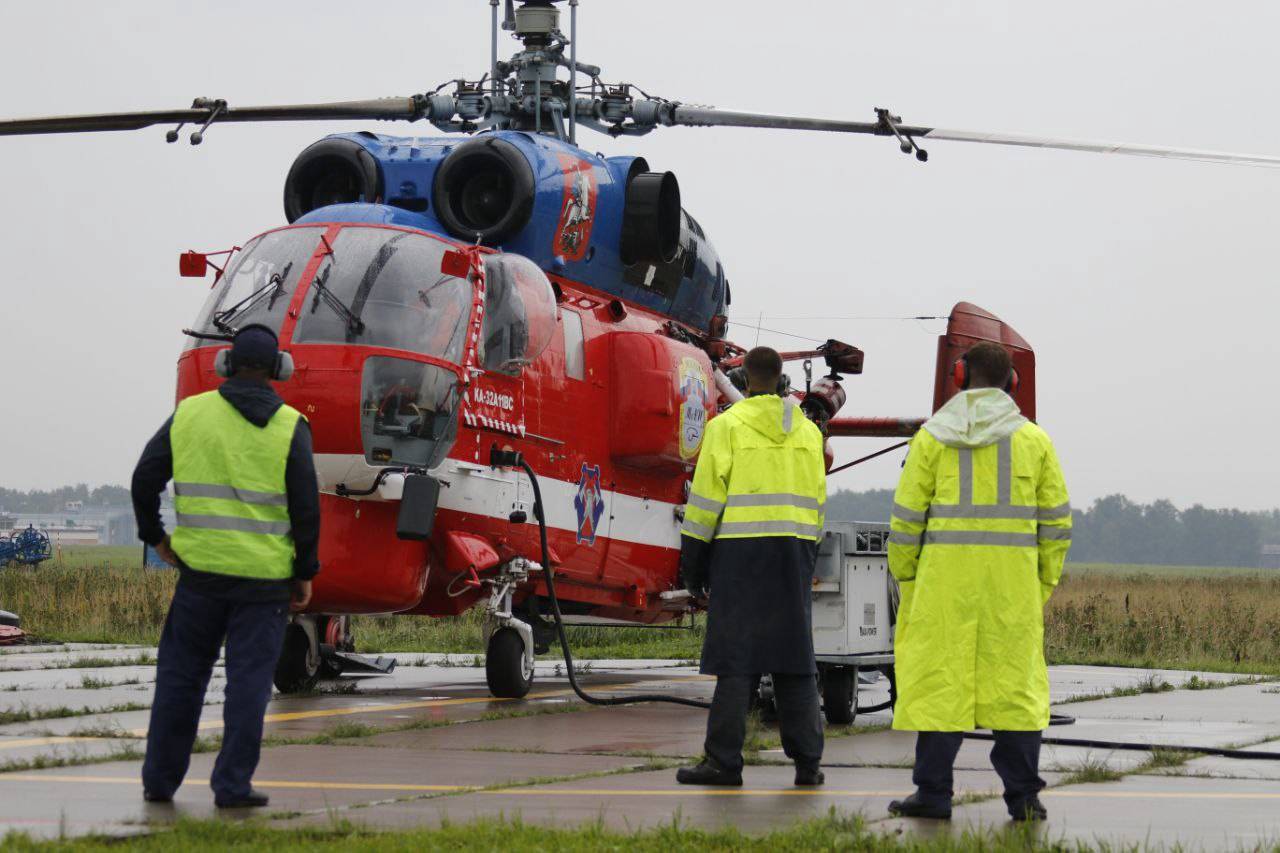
[680,395,826,543]
[888,388,1071,732]
[170,390,303,580]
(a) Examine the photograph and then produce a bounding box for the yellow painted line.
[484,787,914,797]
[121,685,553,737]
[120,676,709,738]
[6,773,1280,802]
[1043,790,1280,800]
[0,737,96,751]
[0,774,465,793]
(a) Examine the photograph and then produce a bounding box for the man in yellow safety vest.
[131,324,320,809]
[886,341,1071,822]
[676,346,828,787]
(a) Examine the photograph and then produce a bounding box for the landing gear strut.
[480,558,540,698]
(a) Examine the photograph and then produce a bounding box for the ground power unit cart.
[759,520,898,725]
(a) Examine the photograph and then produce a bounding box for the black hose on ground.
[964,731,1280,761]
[515,457,711,710]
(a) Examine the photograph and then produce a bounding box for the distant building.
[1263,544,1280,570]
[0,493,175,547]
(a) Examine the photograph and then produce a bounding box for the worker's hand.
[290,579,313,612]
[155,536,179,568]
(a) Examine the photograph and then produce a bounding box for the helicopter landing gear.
[480,558,539,698]
[274,614,322,693]
[273,614,396,694]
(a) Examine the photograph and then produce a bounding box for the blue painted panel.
[287,130,727,331]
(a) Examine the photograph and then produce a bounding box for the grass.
[0,701,149,726]
[0,742,144,774]
[1044,570,1280,674]
[0,653,157,673]
[48,545,145,570]
[0,810,1076,852]
[1065,561,1277,578]
[10,558,1280,677]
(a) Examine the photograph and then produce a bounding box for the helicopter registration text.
[474,388,515,411]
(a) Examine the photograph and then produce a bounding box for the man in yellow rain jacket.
[886,342,1071,822]
[676,347,828,787]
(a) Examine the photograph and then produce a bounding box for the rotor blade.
[0,98,420,136]
[668,105,895,136]
[666,105,1280,168]
[922,128,1280,168]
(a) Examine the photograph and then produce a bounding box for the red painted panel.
[608,332,715,471]
[932,302,1037,420]
[308,494,429,613]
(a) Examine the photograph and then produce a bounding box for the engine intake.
[620,170,681,265]
[283,137,382,223]
[432,137,535,245]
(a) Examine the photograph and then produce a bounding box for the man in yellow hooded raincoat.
[886,342,1071,822]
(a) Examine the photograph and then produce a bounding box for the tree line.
[826,489,1276,568]
[0,484,131,514]
[2,483,1275,568]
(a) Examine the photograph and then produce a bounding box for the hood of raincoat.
[922,388,1027,449]
[727,394,799,444]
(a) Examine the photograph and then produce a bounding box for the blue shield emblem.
[573,462,605,545]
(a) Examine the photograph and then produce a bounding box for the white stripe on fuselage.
[313,454,681,550]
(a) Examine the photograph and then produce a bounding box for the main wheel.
[486,628,533,698]
[274,622,320,693]
[822,665,858,725]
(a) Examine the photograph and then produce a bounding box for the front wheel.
[822,665,858,725]
[486,627,533,698]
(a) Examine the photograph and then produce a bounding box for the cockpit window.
[480,254,558,375]
[186,227,323,349]
[292,227,471,362]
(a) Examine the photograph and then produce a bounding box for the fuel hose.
[511,455,710,709]
[507,452,1263,763]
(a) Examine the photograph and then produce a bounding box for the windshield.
[360,357,460,468]
[480,254,558,375]
[187,227,323,348]
[292,227,472,362]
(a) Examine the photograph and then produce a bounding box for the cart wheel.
[486,627,533,698]
[754,673,778,722]
[274,622,320,693]
[822,665,858,725]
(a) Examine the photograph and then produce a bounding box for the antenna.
[490,0,500,98]
[569,0,579,145]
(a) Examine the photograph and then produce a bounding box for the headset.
[214,325,295,381]
[952,352,1019,394]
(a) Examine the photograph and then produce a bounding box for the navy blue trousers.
[704,674,824,774]
[141,583,287,801]
[913,730,1045,816]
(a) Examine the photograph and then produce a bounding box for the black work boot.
[676,762,743,787]
[1010,796,1047,822]
[215,787,270,808]
[142,790,172,804]
[795,765,825,786]
[888,791,952,820]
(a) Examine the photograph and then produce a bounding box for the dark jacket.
[682,535,818,676]
[131,378,321,602]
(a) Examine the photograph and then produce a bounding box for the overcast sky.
[1,1,1277,510]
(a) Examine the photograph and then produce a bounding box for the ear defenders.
[952,354,1019,394]
[214,344,295,381]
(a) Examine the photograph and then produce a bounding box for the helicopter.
[3,0,1277,699]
